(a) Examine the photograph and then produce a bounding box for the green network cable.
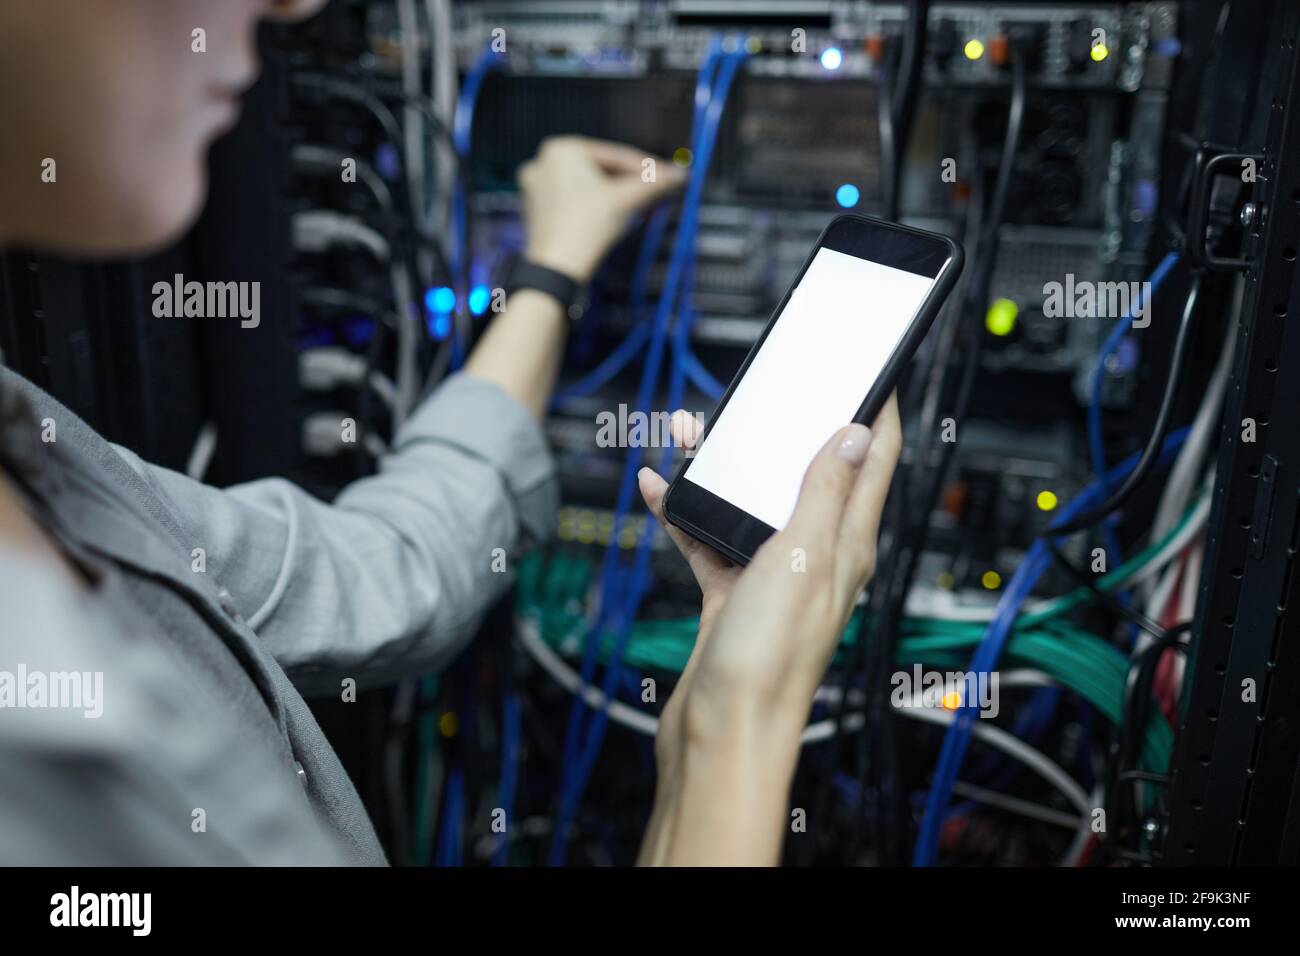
[514,492,1204,777]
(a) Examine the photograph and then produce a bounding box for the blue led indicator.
[835,183,861,208]
[426,286,457,314]
[468,284,491,315]
[428,312,452,340]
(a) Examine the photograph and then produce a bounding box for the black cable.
[293,73,406,166]
[819,40,1030,862]
[385,87,480,380]
[1119,769,1170,786]
[384,86,470,279]
[386,88,462,163]
[876,2,930,223]
[1101,621,1191,863]
[1045,539,1167,639]
[850,40,1030,863]
[293,73,458,289]
[292,72,450,425]
[891,0,930,165]
[806,20,945,862]
[963,52,1028,314]
[1050,275,1202,537]
[799,41,1024,865]
[876,48,899,221]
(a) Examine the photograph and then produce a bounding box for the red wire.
[1153,551,1188,724]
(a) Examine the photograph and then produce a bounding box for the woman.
[0,0,899,865]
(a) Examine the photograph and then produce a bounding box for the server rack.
[1162,0,1300,865]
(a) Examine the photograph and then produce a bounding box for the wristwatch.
[503,256,588,321]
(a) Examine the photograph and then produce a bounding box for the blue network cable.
[448,42,503,369]
[912,425,1190,866]
[556,34,725,771]
[547,39,747,865]
[1087,251,1181,486]
[548,40,728,862]
[1085,251,1181,603]
[567,45,748,801]
[670,42,732,403]
[550,205,672,407]
[678,342,727,400]
[435,765,465,867]
[575,43,746,787]
[1001,251,1185,752]
[492,693,521,866]
[564,42,748,822]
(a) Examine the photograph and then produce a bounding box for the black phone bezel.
[662,214,964,566]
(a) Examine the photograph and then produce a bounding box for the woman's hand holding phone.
[635,393,902,866]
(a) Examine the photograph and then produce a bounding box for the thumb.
[610,162,686,212]
[783,423,873,553]
[637,466,734,587]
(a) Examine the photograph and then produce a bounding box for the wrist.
[523,243,595,285]
[682,685,804,782]
[666,702,800,866]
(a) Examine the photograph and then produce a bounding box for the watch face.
[568,289,590,322]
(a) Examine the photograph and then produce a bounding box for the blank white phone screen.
[683,247,936,530]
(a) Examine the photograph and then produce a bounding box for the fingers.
[536,135,643,172]
[782,422,874,564]
[582,138,659,175]
[546,135,685,207]
[538,135,681,183]
[609,163,686,214]
[637,465,672,524]
[642,408,731,583]
[835,393,903,594]
[637,464,733,585]
[668,409,703,450]
[642,408,728,572]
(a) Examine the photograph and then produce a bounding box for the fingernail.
[835,423,872,466]
[638,466,654,482]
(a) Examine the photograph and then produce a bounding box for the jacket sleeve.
[113,373,558,696]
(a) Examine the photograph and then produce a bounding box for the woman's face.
[0,0,327,256]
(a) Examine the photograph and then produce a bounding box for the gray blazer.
[0,365,556,864]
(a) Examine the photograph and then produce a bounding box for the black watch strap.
[505,259,586,319]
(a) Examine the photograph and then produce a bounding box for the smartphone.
[663,214,963,564]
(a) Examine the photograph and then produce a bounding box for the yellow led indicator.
[745,36,762,55]
[981,570,1002,590]
[438,711,459,738]
[1036,490,1059,512]
[964,39,985,61]
[1090,43,1109,62]
[673,147,693,168]
[985,297,1018,336]
[941,691,963,710]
